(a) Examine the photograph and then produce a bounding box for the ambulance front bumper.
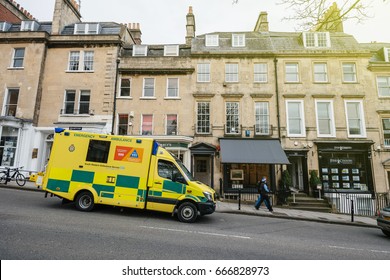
[198,201,216,215]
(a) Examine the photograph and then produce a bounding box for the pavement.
[0,180,379,228]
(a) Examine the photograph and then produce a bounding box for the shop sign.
[334,146,352,151]
[329,158,354,165]
[159,142,188,148]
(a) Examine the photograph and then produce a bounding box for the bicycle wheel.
[0,172,7,184]
[16,173,26,186]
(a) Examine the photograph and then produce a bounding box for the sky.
[14,0,390,44]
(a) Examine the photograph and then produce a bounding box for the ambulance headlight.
[203,191,213,202]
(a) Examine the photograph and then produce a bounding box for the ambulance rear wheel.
[75,191,94,212]
[177,202,198,223]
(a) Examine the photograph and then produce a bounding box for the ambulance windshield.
[174,157,195,181]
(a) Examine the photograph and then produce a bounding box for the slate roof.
[191,31,370,55]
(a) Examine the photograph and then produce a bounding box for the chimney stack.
[128,23,142,45]
[185,6,195,45]
[254,11,269,32]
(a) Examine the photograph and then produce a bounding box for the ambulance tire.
[75,191,94,212]
[177,202,198,223]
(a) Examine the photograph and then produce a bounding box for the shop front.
[219,139,290,197]
[316,141,375,215]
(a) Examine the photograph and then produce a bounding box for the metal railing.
[324,192,389,216]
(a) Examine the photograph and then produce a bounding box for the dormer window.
[303,32,330,48]
[0,22,11,31]
[21,21,39,31]
[74,23,100,34]
[164,45,179,56]
[132,45,148,56]
[232,34,245,47]
[205,34,219,46]
[384,47,390,62]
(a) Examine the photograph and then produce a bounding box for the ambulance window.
[158,160,184,183]
[86,139,111,163]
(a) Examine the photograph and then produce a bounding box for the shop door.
[194,156,211,186]
[288,157,304,191]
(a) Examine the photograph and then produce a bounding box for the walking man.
[254,176,273,212]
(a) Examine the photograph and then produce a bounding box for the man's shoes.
[255,207,259,210]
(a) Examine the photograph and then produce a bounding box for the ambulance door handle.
[154,182,162,185]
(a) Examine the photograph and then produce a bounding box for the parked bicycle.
[0,166,27,186]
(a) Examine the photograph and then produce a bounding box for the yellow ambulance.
[41,128,216,223]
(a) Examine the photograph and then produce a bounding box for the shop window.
[0,126,18,166]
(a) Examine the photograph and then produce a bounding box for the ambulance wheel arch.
[176,200,198,223]
[75,190,95,212]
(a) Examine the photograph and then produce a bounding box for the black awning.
[220,139,290,164]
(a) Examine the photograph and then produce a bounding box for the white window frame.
[205,34,219,47]
[382,118,390,147]
[74,23,100,34]
[0,22,11,31]
[377,76,390,97]
[132,45,148,56]
[21,21,39,31]
[232,34,245,47]
[197,63,210,83]
[196,102,211,134]
[119,78,131,97]
[342,62,357,83]
[285,62,300,83]
[315,100,336,137]
[2,88,19,117]
[78,90,91,114]
[166,114,178,135]
[303,32,330,48]
[62,89,91,115]
[11,48,25,68]
[254,63,268,83]
[166,78,179,98]
[225,63,239,83]
[255,102,269,135]
[141,114,153,135]
[313,62,328,83]
[63,90,76,114]
[164,45,179,56]
[225,102,240,134]
[142,78,155,98]
[286,100,306,137]
[344,100,366,138]
[67,50,94,72]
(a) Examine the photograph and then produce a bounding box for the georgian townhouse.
[0,0,138,173]
[0,0,47,169]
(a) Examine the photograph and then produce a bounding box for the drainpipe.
[111,57,121,135]
[274,57,281,139]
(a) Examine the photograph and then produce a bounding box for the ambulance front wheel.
[177,202,198,223]
[75,191,94,212]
